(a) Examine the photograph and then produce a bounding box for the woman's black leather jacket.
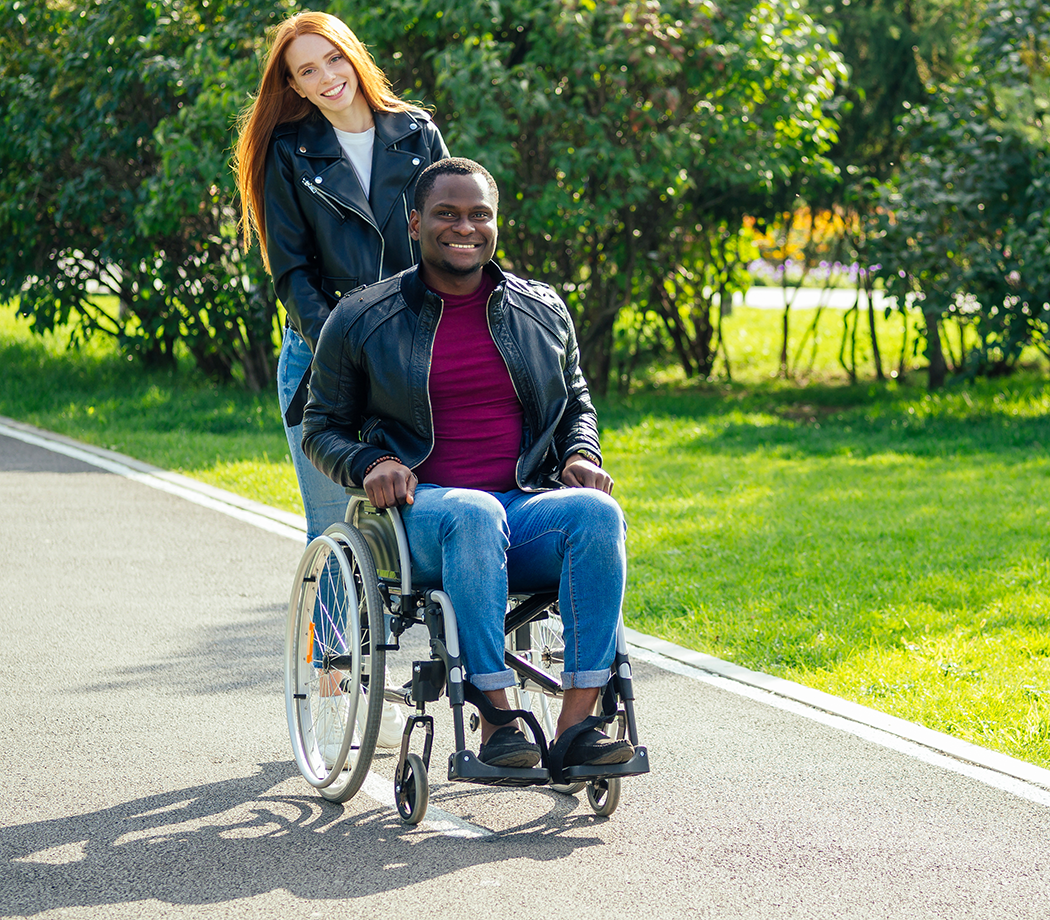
[301,262,603,491]
[264,109,448,422]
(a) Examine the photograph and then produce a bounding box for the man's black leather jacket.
[301,262,603,491]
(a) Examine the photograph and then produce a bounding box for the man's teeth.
[448,243,476,249]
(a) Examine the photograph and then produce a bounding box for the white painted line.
[625,637,1050,807]
[1,417,493,836]
[0,417,308,542]
[7,417,1050,812]
[360,773,492,838]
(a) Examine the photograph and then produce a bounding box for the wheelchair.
[284,488,649,823]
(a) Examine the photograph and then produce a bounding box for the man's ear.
[408,209,420,240]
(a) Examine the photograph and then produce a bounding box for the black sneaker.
[478,726,541,768]
[562,727,635,767]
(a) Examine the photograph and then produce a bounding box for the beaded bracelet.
[363,454,401,477]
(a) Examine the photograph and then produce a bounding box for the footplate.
[448,750,550,787]
[560,746,650,783]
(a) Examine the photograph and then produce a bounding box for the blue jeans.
[401,485,627,691]
[277,326,350,543]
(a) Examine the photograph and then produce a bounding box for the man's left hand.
[560,454,614,494]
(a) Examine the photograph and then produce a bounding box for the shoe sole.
[481,752,542,768]
[565,742,635,767]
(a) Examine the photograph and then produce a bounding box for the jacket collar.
[293,110,433,233]
[291,108,432,157]
[401,262,507,315]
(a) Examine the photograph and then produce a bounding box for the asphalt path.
[2,419,1050,920]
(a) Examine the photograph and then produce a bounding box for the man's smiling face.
[409,172,498,293]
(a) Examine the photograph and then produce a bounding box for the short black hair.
[413,157,499,213]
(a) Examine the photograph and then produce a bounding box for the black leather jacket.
[301,262,603,491]
[264,109,448,422]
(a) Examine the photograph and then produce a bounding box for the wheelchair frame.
[285,488,649,823]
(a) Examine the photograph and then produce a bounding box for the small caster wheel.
[551,781,585,795]
[396,753,429,824]
[586,777,620,817]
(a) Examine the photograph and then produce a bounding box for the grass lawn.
[4,301,1050,769]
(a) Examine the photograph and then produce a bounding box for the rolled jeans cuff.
[469,668,516,692]
[561,668,613,690]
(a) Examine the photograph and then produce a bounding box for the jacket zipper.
[485,286,531,490]
[417,298,442,468]
[300,176,386,281]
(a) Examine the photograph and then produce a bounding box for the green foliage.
[0,0,292,389]
[868,0,1050,388]
[332,0,846,391]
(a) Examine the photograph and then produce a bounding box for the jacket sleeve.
[263,138,332,353]
[430,120,451,163]
[554,308,603,465]
[300,309,390,486]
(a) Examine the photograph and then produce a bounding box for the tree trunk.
[925,310,947,390]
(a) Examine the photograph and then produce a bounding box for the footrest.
[561,746,650,782]
[448,750,550,787]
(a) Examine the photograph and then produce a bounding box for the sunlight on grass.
[600,383,1050,768]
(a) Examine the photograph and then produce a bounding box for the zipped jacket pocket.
[300,176,346,221]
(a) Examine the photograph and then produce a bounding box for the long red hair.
[234,11,418,272]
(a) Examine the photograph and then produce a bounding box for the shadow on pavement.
[1,762,603,915]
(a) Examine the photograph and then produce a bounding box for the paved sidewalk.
[2,419,1049,920]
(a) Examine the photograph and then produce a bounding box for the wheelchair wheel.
[506,613,585,795]
[395,752,429,824]
[586,777,621,817]
[285,525,386,803]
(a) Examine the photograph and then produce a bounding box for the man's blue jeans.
[401,485,627,691]
[277,326,349,543]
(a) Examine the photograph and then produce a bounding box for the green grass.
[605,382,1050,766]
[4,303,1050,769]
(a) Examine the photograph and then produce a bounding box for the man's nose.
[452,215,475,233]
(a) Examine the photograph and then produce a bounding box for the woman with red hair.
[235,11,448,752]
[236,11,447,543]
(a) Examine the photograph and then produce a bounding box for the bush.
[0,0,293,389]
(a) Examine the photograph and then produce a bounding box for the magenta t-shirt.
[414,274,523,491]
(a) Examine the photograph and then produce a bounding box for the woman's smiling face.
[284,33,364,128]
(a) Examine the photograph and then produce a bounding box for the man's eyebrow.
[430,200,493,210]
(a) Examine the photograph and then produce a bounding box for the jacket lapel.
[371,111,431,232]
[295,116,376,227]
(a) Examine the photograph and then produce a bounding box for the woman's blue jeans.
[277,326,350,543]
[279,327,353,666]
[400,485,627,691]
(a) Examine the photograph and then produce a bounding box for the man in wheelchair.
[301,157,635,773]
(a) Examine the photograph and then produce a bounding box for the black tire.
[396,752,429,824]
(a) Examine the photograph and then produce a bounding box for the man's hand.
[560,453,614,494]
[363,459,417,509]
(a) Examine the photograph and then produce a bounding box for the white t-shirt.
[333,125,375,196]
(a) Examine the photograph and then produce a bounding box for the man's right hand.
[363,459,417,509]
